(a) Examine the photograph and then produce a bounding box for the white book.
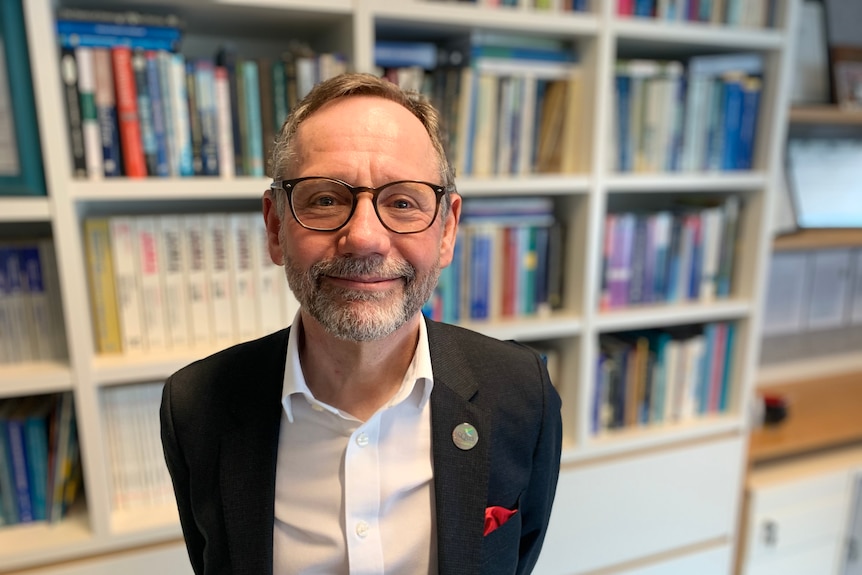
[182,215,212,347]
[74,47,103,180]
[250,214,288,335]
[472,73,499,177]
[214,66,234,179]
[699,207,724,303]
[109,217,146,353]
[157,216,191,349]
[115,385,146,509]
[134,216,168,351]
[3,247,35,362]
[495,76,515,176]
[0,246,18,363]
[156,51,178,176]
[102,386,125,509]
[205,214,235,345]
[680,335,705,421]
[227,213,258,341]
[141,383,173,506]
[518,75,537,175]
[806,249,854,331]
[662,339,681,422]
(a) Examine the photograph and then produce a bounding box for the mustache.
[309,255,417,285]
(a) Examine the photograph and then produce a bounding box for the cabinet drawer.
[536,437,743,575]
[745,492,847,562]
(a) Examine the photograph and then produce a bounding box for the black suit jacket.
[161,318,562,575]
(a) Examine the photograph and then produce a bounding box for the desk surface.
[749,370,862,464]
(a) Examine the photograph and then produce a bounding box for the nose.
[337,193,390,256]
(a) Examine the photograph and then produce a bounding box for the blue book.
[737,78,761,170]
[468,227,493,320]
[697,324,716,414]
[634,0,655,17]
[615,71,632,171]
[688,215,703,300]
[92,48,121,177]
[720,73,745,170]
[0,402,21,524]
[131,49,156,176]
[56,20,181,40]
[171,53,194,177]
[4,401,34,523]
[194,59,220,176]
[718,323,736,411]
[22,398,54,521]
[241,60,265,177]
[446,229,465,323]
[375,40,438,70]
[58,33,178,52]
[145,51,170,176]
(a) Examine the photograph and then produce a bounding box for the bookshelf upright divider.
[0,0,799,573]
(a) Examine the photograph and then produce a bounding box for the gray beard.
[283,252,440,341]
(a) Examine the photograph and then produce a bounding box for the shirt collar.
[281,311,434,423]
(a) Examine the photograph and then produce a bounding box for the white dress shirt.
[273,314,437,574]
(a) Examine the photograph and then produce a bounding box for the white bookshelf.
[1,0,799,573]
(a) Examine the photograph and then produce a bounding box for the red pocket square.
[484,505,517,536]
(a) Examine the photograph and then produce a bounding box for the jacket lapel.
[219,329,289,575]
[427,320,491,575]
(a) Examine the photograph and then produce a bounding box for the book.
[131,49,157,176]
[111,46,147,177]
[134,216,168,351]
[194,59,219,176]
[84,218,122,354]
[181,215,212,347]
[0,400,21,524]
[59,48,87,178]
[3,398,35,522]
[145,50,170,177]
[74,47,103,179]
[157,215,190,349]
[48,392,75,522]
[92,47,121,177]
[227,213,257,341]
[110,217,146,353]
[214,66,235,178]
[204,214,235,345]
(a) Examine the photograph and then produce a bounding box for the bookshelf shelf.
[0,361,74,397]
[0,196,51,222]
[564,415,742,465]
[611,18,785,51]
[2,0,799,573]
[757,351,862,387]
[595,299,752,332]
[772,228,862,251]
[788,105,862,126]
[605,172,769,193]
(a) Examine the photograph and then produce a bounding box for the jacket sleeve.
[161,375,206,575]
[516,351,563,575]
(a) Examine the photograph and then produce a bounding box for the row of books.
[594,321,736,434]
[102,383,172,511]
[58,15,346,179]
[612,54,763,173]
[599,197,739,310]
[0,241,67,365]
[424,197,564,323]
[0,393,81,526]
[84,213,299,356]
[617,0,776,28]
[378,34,584,177]
[428,0,589,11]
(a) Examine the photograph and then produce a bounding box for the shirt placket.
[343,415,384,574]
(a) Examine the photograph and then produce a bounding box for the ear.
[262,189,284,266]
[438,192,461,269]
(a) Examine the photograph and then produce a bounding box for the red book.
[618,0,634,15]
[111,46,147,177]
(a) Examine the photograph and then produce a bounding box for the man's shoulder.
[426,318,542,360]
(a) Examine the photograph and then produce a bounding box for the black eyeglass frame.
[270,176,455,234]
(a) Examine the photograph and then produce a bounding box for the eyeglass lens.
[290,178,439,233]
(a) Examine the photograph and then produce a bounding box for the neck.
[296,310,422,421]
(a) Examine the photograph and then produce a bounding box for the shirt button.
[355,432,369,447]
[356,521,369,538]
[310,403,324,412]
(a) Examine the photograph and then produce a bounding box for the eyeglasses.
[270,177,453,234]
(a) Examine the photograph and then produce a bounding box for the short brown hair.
[268,73,455,217]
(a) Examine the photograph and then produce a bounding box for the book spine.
[111,46,147,177]
[6,416,33,522]
[144,51,169,177]
[241,60,264,177]
[214,66,235,178]
[205,214,235,345]
[24,405,51,521]
[170,53,194,176]
[84,218,122,353]
[227,213,258,341]
[131,49,157,176]
[49,393,74,522]
[134,216,168,350]
[195,60,220,176]
[185,60,203,176]
[250,214,287,335]
[18,246,54,361]
[57,33,178,52]
[181,215,212,347]
[92,47,121,177]
[110,217,146,352]
[157,51,178,176]
[74,47,103,179]
[157,215,191,349]
[55,20,182,40]
[59,48,87,178]
[215,47,244,176]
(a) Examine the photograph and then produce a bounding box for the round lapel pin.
[452,422,478,450]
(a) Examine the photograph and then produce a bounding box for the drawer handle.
[763,520,778,547]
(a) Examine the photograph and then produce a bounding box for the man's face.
[263,96,461,341]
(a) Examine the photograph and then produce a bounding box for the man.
[161,72,562,575]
